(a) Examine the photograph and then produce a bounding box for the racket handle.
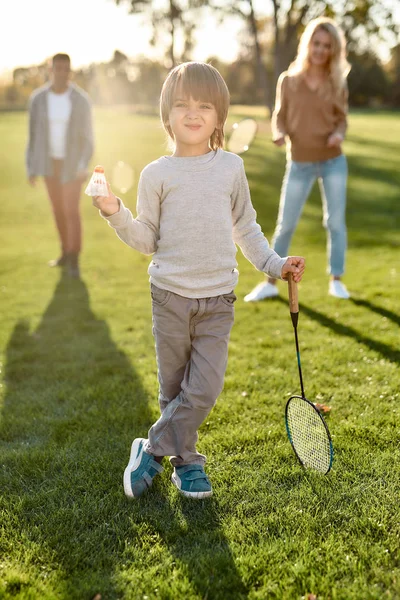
[288,273,299,321]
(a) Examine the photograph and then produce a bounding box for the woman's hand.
[281,256,305,283]
[327,133,343,148]
[92,182,120,216]
[273,137,286,147]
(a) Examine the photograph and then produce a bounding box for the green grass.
[0,107,399,600]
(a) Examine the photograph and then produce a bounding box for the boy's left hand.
[281,256,305,282]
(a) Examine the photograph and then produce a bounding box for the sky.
[1,0,399,80]
[0,0,245,79]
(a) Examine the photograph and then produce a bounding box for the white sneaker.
[329,280,350,299]
[244,281,279,302]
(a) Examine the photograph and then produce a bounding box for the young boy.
[92,62,305,499]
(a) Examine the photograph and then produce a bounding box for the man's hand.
[92,182,120,216]
[281,256,305,282]
[77,170,88,183]
[28,176,37,187]
[327,133,343,148]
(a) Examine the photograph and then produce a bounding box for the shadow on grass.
[1,273,155,598]
[1,273,246,599]
[174,496,248,599]
[243,141,400,250]
[127,493,249,599]
[345,133,400,154]
[274,297,400,366]
[350,298,400,328]
[346,155,400,245]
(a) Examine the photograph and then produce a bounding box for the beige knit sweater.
[104,149,286,298]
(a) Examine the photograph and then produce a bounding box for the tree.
[206,1,274,111]
[205,0,333,113]
[115,0,206,67]
[339,0,399,58]
[208,0,400,112]
[347,50,391,106]
[386,44,400,107]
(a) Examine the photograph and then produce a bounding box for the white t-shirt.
[47,88,72,159]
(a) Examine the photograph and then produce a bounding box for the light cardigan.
[26,83,93,183]
[272,71,348,162]
[104,149,287,298]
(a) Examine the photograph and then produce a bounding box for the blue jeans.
[272,154,348,276]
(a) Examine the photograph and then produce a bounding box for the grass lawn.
[0,106,399,600]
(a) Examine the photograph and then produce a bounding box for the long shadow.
[346,133,400,154]
[275,297,400,366]
[347,153,399,192]
[128,494,249,599]
[1,274,246,599]
[350,298,400,328]
[1,274,155,598]
[174,497,248,599]
[242,136,400,249]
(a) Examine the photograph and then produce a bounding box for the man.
[26,53,94,278]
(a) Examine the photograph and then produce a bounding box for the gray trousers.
[144,284,235,467]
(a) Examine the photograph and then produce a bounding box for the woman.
[245,17,351,301]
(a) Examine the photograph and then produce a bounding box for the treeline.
[1,46,400,111]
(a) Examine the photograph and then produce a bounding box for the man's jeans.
[145,284,235,467]
[272,154,348,276]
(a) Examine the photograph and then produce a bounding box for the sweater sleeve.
[103,170,160,255]
[271,72,288,141]
[232,160,286,280]
[333,83,348,138]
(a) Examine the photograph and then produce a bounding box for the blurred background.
[1,0,400,112]
[1,5,399,598]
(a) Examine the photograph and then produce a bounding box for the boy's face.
[167,95,219,155]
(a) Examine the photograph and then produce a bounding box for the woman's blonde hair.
[288,17,351,95]
[160,61,230,151]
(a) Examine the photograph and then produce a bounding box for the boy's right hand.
[281,256,305,283]
[92,182,120,216]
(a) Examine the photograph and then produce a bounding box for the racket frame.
[286,274,334,474]
[227,118,258,154]
[285,394,334,474]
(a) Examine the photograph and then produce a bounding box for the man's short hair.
[52,53,71,65]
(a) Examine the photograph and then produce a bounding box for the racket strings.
[286,397,332,473]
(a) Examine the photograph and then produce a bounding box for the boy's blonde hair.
[160,62,230,151]
[288,17,351,96]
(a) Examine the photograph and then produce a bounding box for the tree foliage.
[207,0,399,111]
[115,0,207,67]
[2,0,400,109]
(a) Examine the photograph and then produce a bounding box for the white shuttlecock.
[85,165,108,196]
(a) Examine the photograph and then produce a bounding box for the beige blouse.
[271,71,348,162]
